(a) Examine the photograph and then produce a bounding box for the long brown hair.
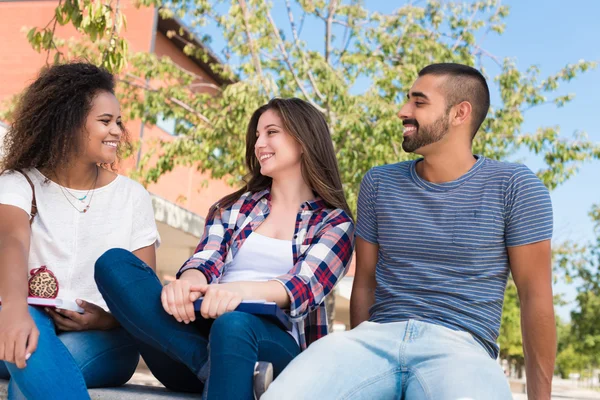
[217,97,353,219]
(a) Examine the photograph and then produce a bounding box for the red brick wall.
[0,0,155,103]
[0,0,235,219]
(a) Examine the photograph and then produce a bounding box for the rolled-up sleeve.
[273,211,355,322]
[177,206,232,283]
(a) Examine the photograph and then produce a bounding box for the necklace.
[57,167,99,214]
[62,176,95,203]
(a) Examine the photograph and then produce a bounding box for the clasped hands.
[161,275,246,324]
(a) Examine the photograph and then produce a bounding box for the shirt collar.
[253,188,328,211]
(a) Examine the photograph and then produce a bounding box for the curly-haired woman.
[0,62,160,400]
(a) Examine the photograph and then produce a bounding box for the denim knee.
[95,248,142,290]
[95,248,131,275]
[209,311,255,344]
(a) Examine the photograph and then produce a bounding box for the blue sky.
[199,1,599,319]
[478,1,600,319]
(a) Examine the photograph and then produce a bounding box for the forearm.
[0,236,29,307]
[227,281,290,309]
[521,294,556,399]
[180,268,209,286]
[350,285,374,328]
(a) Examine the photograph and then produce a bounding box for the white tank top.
[220,232,299,344]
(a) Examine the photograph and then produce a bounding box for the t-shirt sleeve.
[0,171,34,217]
[356,168,378,244]
[131,183,161,251]
[505,165,553,247]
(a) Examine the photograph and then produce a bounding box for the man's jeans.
[264,320,512,400]
[0,306,139,400]
[94,248,301,400]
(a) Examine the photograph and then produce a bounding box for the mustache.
[402,119,419,128]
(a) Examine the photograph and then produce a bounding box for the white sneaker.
[253,361,274,400]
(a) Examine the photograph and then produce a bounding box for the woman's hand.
[46,300,119,331]
[0,304,39,369]
[196,283,246,320]
[161,269,208,324]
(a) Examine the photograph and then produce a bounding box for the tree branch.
[188,82,223,92]
[334,0,359,67]
[286,0,325,101]
[265,9,326,113]
[472,44,503,68]
[451,4,479,52]
[237,0,270,94]
[476,0,503,48]
[324,0,339,63]
[45,0,63,65]
[102,0,121,65]
[119,77,215,128]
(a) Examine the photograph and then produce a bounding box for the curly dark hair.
[1,62,130,172]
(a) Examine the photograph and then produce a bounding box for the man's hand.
[46,300,119,331]
[0,304,39,369]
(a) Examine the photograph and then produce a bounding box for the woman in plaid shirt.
[95,98,355,399]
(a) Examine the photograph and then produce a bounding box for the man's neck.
[416,148,477,184]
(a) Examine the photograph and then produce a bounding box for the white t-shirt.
[220,232,299,344]
[0,168,160,311]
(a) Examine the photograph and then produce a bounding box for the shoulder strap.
[15,169,38,224]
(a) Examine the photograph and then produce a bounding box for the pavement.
[2,369,600,399]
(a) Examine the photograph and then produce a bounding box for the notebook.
[0,297,84,313]
[194,299,292,330]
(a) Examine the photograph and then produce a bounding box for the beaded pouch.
[28,266,59,299]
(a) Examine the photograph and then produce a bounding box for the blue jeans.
[0,306,138,400]
[94,248,301,400]
[264,320,512,400]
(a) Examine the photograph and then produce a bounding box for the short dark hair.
[418,63,490,138]
[1,62,130,172]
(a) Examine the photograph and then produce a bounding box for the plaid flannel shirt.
[177,188,355,350]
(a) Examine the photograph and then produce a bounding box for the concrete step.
[0,380,198,399]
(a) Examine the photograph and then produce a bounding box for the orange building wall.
[0,0,156,103]
[0,0,234,219]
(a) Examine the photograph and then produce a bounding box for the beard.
[401,114,450,153]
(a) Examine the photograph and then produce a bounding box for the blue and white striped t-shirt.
[356,155,553,358]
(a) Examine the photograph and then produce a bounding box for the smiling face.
[398,74,451,155]
[79,91,123,165]
[254,109,304,179]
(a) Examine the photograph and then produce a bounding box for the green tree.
[555,316,589,379]
[15,0,600,204]
[568,205,600,369]
[498,279,524,374]
[5,0,600,360]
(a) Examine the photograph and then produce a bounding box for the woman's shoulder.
[107,172,148,196]
[324,207,354,226]
[0,168,38,189]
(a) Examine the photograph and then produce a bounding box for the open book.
[194,299,292,331]
[0,297,84,313]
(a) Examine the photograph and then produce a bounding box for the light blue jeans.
[0,306,139,400]
[264,320,512,400]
